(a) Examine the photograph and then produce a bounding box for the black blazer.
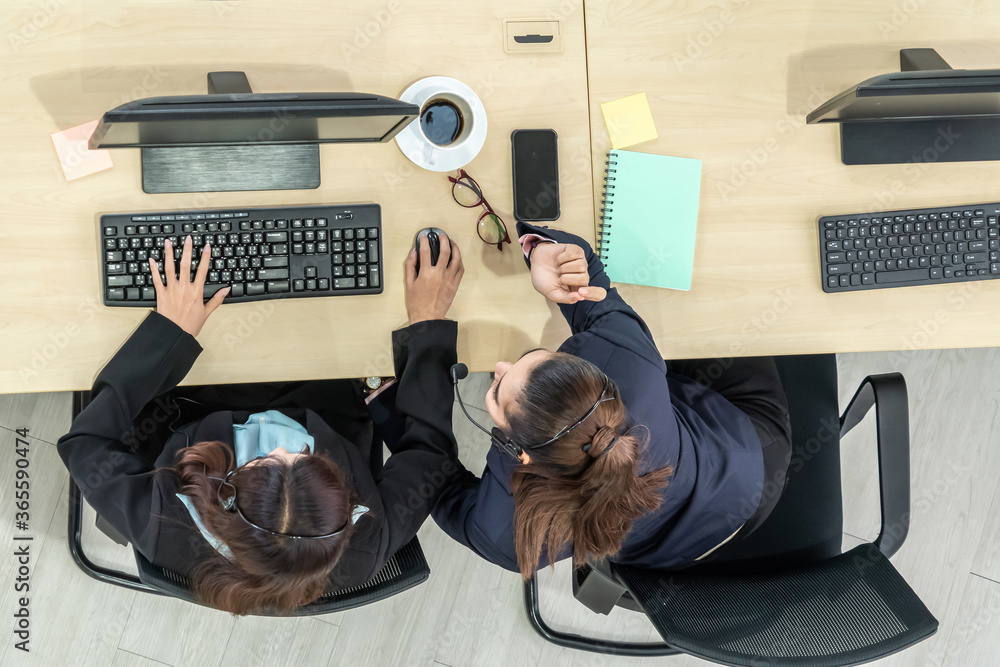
[58,312,460,589]
[430,222,766,572]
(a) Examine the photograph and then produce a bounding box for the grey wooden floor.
[2,349,999,667]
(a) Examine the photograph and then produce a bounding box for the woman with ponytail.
[58,234,465,613]
[427,222,792,577]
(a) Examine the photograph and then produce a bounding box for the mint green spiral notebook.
[597,150,702,290]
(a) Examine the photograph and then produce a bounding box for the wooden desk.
[585,0,1000,360]
[0,0,593,392]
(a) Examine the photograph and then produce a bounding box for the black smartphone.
[511,129,560,221]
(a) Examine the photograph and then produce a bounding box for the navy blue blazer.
[430,222,766,571]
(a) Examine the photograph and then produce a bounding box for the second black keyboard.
[99,203,383,306]
[820,203,1000,292]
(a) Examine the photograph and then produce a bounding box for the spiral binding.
[597,152,618,261]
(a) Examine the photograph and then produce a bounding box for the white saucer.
[395,76,487,172]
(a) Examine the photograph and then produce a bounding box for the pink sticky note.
[51,120,113,181]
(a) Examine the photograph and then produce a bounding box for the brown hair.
[174,440,355,615]
[506,353,672,579]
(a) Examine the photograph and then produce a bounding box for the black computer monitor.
[89,71,419,193]
[807,49,1000,165]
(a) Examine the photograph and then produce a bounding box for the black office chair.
[524,355,939,665]
[67,390,430,616]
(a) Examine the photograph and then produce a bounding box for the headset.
[451,363,613,461]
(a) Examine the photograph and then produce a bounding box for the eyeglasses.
[209,466,350,540]
[448,169,511,250]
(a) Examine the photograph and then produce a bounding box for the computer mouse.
[413,227,447,271]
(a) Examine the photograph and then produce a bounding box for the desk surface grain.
[584,0,1000,361]
[0,0,593,392]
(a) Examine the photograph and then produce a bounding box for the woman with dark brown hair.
[58,234,465,614]
[425,222,792,578]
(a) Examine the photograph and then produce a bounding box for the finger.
[559,258,590,276]
[204,285,231,316]
[180,235,193,282]
[447,239,462,274]
[557,245,584,265]
[163,239,176,282]
[437,233,453,268]
[582,286,608,302]
[560,272,590,288]
[403,248,418,285]
[418,235,432,272]
[194,244,212,286]
[149,258,164,291]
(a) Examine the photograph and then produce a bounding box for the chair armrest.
[839,373,909,558]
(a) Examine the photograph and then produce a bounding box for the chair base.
[523,576,678,656]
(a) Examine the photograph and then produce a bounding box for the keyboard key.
[203,284,226,299]
[304,266,317,278]
[257,268,289,280]
[827,263,849,275]
[306,279,317,291]
[318,278,329,290]
[334,278,356,289]
[861,273,874,285]
[369,265,380,287]
[876,269,929,284]
[246,282,266,296]
[266,280,290,293]
[107,275,134,286]
[125,288,141,300]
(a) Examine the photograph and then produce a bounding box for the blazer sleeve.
[376,319,463,557]
[515,221,665,370]
[56,312,202,548]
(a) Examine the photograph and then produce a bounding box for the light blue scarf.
[177,410,366,557]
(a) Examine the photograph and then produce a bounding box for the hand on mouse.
[403,233,465,324]
[148,236,229,337]
[529,243,607,305]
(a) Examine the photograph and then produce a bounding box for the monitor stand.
[840,49,1000,165]
[140,72,320,193]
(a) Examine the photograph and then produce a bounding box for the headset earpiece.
[491,427,523,460]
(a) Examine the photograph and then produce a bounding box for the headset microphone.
[450,363,469,384]
[451,363,524,459]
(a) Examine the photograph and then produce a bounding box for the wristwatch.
[360,376,394,396]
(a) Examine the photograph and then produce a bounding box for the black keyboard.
[820,203,1000,293]
[99,204,382,307]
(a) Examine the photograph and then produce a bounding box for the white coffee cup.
[418,91,476,167]
[396,76,488,173]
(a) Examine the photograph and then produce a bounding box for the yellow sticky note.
[600,92,658,149]
[51,120,113,182]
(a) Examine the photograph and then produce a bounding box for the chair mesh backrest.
[135,536,429,616]
[614,544,937,667]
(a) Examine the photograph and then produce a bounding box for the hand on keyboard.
[149,236,230,337]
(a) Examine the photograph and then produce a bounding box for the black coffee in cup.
[420,98,464,146]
